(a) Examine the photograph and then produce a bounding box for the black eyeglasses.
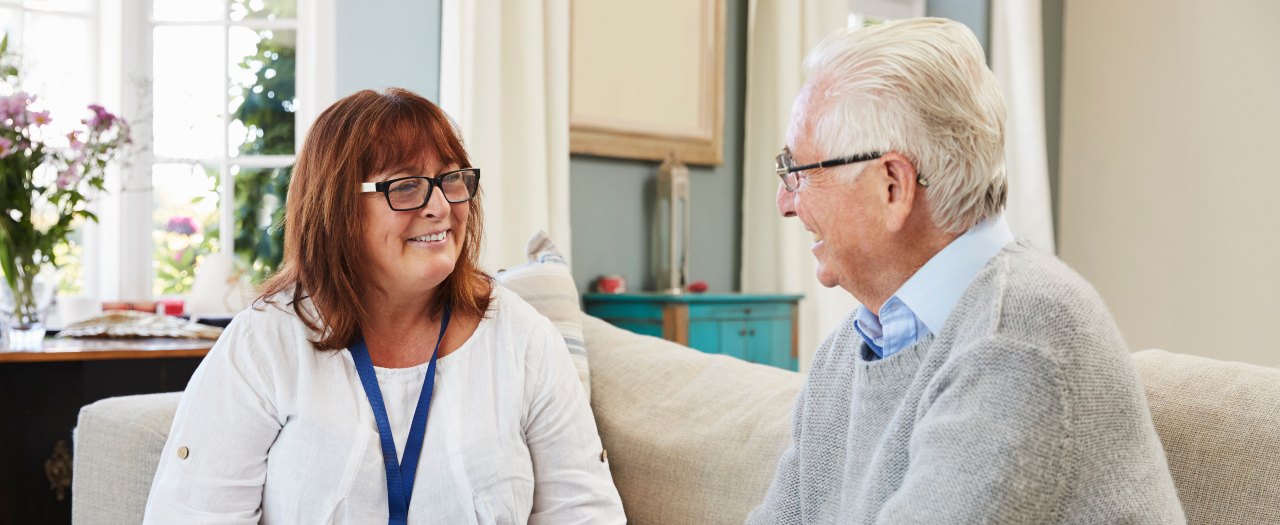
[775,146,928,191]
[360,168,480,211]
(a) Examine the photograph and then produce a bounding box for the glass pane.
[153,0,223,22]
[24,0,93,12]
[153,163,220,296]
[230,0,295,22]
[0,8,18,54]
[232,165,289,282]
[22,11,93,141]
[54,224,84,295]
[153,25,223,159]
[228,27,295,156]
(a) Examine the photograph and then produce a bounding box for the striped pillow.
[496,231,590,399]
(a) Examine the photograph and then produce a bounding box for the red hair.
[257,88,491,350]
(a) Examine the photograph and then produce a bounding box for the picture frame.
[569,0,725,165]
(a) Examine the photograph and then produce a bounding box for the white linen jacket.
[143,287,624,524]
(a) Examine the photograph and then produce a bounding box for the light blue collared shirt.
[853,216,1015,359]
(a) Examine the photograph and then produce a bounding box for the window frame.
[94,0,334,301]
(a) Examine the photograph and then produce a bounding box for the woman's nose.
[419,183,450,218]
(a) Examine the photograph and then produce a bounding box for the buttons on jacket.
[177,446,189,460]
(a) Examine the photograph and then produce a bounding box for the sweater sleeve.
[876,338,1072,524]
[143,314,284,524]
[522,315,626,525]
[744,381,807,525]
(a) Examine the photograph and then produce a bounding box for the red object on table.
[596,275,626,294]
[686,280,708,293]
[157,299,185,316]
[102,300,184,315]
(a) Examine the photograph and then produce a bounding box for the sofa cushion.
[72,392,184,525]
[1133,349,1280,525]
[496,231,590,398]
[583,315,803,524]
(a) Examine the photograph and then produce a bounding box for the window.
[80,0,333,304]
[1,0,329,308]
[148,0,297,296]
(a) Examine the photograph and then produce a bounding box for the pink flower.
[83,103,117,131]
[67,131,83,150]
[165,216,200,236]
[30,109,51,127]
[0,92,34,123]
[56,157,84,189]
[56,164,82,189]
[0,136,13,157]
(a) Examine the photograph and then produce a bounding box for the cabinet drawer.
[688,302,792,321]
[584,301,665,321]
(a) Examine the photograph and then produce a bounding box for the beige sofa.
[72,316,1280,524]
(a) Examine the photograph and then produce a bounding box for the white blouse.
[143,287,624,524]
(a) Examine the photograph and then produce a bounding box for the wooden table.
[0,337,215,525]
[0,337,215,363]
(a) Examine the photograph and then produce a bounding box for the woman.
[144,89,625,524]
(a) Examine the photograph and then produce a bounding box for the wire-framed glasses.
[775,146,885,192]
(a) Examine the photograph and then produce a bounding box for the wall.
[335,0,441,100]
[1041,0,1062,241]
[926,0,987,51]
[331,0,747,294]
[568,0,996,294]
[569,0,747,293]
[329,0,1066,315]
[1059,1,1280,366]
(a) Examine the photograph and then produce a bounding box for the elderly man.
[747,18,1184,524]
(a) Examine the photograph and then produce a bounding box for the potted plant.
[0,36,131,349]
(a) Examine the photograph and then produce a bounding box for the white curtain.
[439,0,572,271]
[740,0,849,372]
[991,0,1055,252]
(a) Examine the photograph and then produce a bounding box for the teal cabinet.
[583,293,802,371]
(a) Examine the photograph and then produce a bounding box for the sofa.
[72,315,1280,524]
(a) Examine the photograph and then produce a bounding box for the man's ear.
[880,152,919,233]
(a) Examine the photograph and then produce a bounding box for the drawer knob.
[744,308,752,314]
[748,329,756,336]
[738,329,747,336]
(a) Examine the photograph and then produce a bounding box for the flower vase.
[1,266,57,350]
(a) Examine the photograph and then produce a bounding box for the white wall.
[335,0,440,100]
[1060,1,1280,367]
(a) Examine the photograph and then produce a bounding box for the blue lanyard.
[348,304,452,525]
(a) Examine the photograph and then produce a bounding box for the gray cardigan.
[746,241,1185,524]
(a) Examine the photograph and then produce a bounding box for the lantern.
[654,155,690,294]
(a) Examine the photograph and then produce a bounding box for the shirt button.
[177,446,189,460]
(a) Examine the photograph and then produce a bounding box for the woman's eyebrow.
[384,162,459,178]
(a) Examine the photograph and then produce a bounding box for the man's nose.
[776,183,797,218]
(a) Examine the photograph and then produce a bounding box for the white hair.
[800,17,1007,233]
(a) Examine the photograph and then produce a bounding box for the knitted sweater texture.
[746,242,1185,524]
